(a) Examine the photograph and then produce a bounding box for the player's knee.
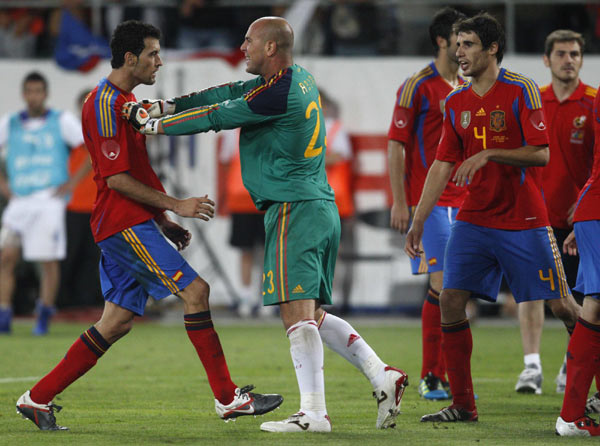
[184,277,210,307]
[0,255,17,273]
[547,299,575,323]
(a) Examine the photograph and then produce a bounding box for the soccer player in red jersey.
[387,7,466,401]
[555,90,600,437]
[15,20,282,431]
[516,29,596,395]
[405,12,581,422]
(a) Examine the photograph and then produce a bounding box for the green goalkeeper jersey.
[162,64,335,210]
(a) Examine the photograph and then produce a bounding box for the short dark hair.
[22,71,47,91]
[429,7,467,55]
[454,12,506,64]
[544,29,585,57]
[110,20,161,69]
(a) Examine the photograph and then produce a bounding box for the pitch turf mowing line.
[0,320,590,445]
[0,376,41,384]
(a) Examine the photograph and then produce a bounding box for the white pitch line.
[0,376,41,384]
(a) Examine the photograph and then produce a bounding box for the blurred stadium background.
[1,0,599,316]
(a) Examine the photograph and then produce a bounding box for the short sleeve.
[0,114,10,157]
[435,102,463,163]
[90,93,133,178]
[387,82,420,144]
[59,110,84,148]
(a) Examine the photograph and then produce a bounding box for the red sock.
[30,326,110,404]
[560,318,600,421]
[421,288,444,379]
[442,319,476,411]
[185,312,237,405]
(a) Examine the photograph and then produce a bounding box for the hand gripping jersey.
[573,90,600,223]
[436,68,550,230]
[162,64,335,210]
[540,81,596,228]
[81,78,165,242]
[387,62,465,207]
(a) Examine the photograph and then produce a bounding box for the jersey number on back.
[304,97,324,158]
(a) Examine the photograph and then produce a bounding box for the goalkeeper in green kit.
[123,16,407,432]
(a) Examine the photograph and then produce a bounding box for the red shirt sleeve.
[436,101,463,163]
[387,82,420,144]
[92,94,134,179]
[519,88,549,147]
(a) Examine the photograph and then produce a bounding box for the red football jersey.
[574,89,600,223]
[436,68,549,230]
[387,62,465,207]
[540,81,596,228]
[82,78,165,242]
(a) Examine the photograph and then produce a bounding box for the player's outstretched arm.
[169,79,260,113]
[106,172,215,221]
[405,160,454,259]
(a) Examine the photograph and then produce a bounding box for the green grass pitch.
[0,317,591,445]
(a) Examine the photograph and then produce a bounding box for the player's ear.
[265,40,276,57]
[542,54,550,68]
[488,41,499,58]
[436,35,447,51]
[124,51,138,66]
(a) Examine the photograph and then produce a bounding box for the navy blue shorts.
[409,206,458,275]
[443,221,571,303]
[97,220,197,315]
[574,221,600,298]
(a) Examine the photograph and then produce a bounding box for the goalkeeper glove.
[121,102,160,135]
[140,99,176,118]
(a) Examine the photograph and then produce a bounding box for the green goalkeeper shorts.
[262,199,340,306]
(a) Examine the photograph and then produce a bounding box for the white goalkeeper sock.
[318,311,386,389]
[287,320,327,419]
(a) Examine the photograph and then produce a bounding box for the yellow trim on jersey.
[83,330,107,354]
[278,203,288,302]
[398,66,434,108]
[98,84,108,137]
[504,70,542,109]
[585,86,597,98]
[122,228,179,294]
[546,227,569,298]
[161,105,217,124]
[98,84,116,138]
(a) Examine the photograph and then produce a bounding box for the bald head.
[252,17,294,54]
[241,16,294,78]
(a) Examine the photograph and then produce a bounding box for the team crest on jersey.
[573,115,586,128]
[490,110,506,132]
[570,129,585,144]
[529,110,546,131]
[101,140,120,160]
[460,111,471,129]
[394,108,409,128]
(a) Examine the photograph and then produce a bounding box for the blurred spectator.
[176,0,235,51]
[48,0,109,71]
[218,128,266,318]
[0,71,86,335]
[321,91,355,312]
[57,89,102,309]
[0,8,44,58]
